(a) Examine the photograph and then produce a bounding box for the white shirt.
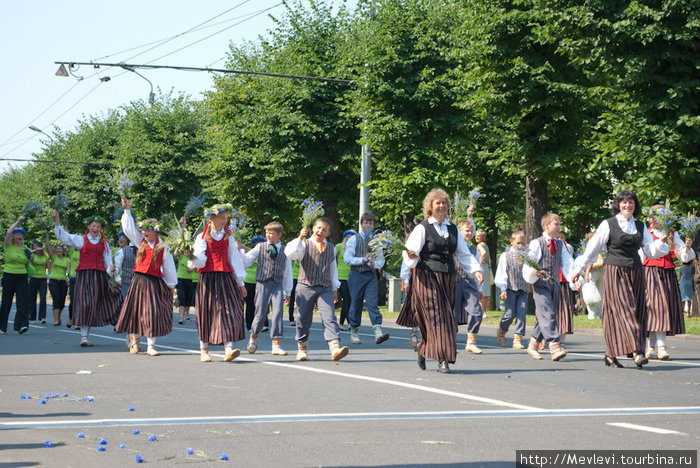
[401,217,481,274]
[54,225,113,273]
[640,228,695,264]
[574,214,669,273]
[242,242,293,296]
[400,260,412,285]
[494,248,518,291]
[189,227,246,287]
[120,210,178,288]
[343,232,385,270]
[521,233,581,289]
[285,237,340,290]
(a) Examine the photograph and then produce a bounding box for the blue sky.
[0,0,354,172]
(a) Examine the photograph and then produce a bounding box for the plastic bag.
[581,281,601,305]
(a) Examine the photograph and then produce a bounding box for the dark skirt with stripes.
[644,266,684,336]
[556,282,574,335]
[196,271,245,345]
[115,273,173,337]
[407,267,458,364]
[73,269,122,327]
[601,264,646,357]
[396,278,418,328]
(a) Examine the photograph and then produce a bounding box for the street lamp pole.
[28,125,55,142]
[118,63,155,105]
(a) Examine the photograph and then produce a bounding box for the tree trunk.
[525,175,548,242]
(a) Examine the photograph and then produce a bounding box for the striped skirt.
[601,264,646,357]
[408,267,458,364]
[556,282,574,335]
[73,269,122,327]
[396,278,418,328]
[115,273,173,337]
[196,271,245,345]
[644,266,684,336]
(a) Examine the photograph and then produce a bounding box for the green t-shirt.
[292,260,299,280]
[3,244,29,274]
[31,253,50,279]
[68,248,80,277]
[177,255,198,281]
[244,263,257,284]
[336,242,350,281]
[50,255,69,280]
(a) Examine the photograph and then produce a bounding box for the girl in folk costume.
[402,188,483,374]
[114,231,138,300]
[52,210,122,346]
[188,203,247,363]
[115,199,177,356]
[643,205,695,360]
[574,190,669,368]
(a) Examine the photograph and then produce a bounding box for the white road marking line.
[4,407,699,430]
[606,422,685,434]
[58,329,539,411]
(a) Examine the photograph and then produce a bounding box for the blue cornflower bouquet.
[228,208,255,242]
[22,201,44,219]
[115,169,134,198]
[679,211,699,241]
[300,198,325,228]
[184,195,207,219]
[649,200,677,233]
[53,194,68,218]
[368,230,407,277]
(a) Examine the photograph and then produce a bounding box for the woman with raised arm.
[0,214,31,334]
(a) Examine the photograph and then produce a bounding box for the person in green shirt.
[336,230,355,331]
[0,215,31,334]
[242,237,265,331]
[46,231,69,326]
[28,240,50,324]
[176,249,198,324]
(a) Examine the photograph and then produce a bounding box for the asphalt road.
[1,306,699,467]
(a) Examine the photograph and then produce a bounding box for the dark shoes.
[604,356,623,368]
[633,353,648,368]
[19,327,28,334]
[417,351,426,370]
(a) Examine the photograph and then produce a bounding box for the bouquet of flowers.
[649,200,677,233]
[162,214,194,259]
[679,211,700,241]
[468,187,484,207]
[115,169,134,198]
[184,195,207,220]
[368,230,408,271]
[228,208,255,243]
[22,201,44,219]
[53,194,68,218]
[515,248,555,284]
[33,217,54,232]
[300,198,324,228]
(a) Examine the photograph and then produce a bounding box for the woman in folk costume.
[402,188,483,374]
[115,199,177,356]
[643,205,695,360]
[574,190,669,368]
[189,203,247,363]
[52,209,122,346]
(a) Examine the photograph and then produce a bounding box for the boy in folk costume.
[52,210,122,346]
[344,213,389,345]
[115,199,177,356]
[494,231,528,350]
[113,231,137,300]
[242,222,293,356]
[284,217,349,361]
[521,213,582,361]
[454,217,484,354]
[555,232,576,350]
[189,203,248,363]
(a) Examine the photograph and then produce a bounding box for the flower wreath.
[204,203,234,217]
[83,215,108,226]
[137,220,161,232]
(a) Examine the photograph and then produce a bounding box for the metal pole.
[359,123,371,228]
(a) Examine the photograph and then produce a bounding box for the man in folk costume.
[52,210,122,346]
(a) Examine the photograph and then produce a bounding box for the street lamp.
[28,125,55,142]
[118,62,155,105]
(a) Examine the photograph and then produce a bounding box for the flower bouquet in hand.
[184,195,207,220]
[115,169,134,198]
[33,217,54,232]
[649,200,677,234]
[515,247,555,284]
[300,198,324,228]
[22,201,44,219]
[368,230,408,273]
[53,194,68,219]
[679,211,700,242]
[163,214,195,259]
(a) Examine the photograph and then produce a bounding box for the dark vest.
[537,236,562,279]
[121,245,137,285]
[418,219,458,273]
[351,233,371,273]
[605,217,643,269]
[506,249,525,291]
[256,242,287,283]
[298,239,334,287]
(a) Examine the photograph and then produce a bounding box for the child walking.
[243,222,293,355]
[285,217,349,362]
[494,231,528,350]
[115,199,177,356]
[455,219,485,353]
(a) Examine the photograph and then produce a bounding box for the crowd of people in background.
[0,189,696,374]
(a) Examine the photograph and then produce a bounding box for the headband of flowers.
[137,220,160,232]
[204,203,234,218]
[83,215,108,226]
